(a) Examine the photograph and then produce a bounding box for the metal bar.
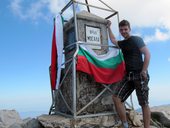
[105,12,118,19]
[49,90,55,115]
[55,110,117,119]
[72,1,79,118]
[77,41,118,48]
[102,84,132,109]
[49,66,56,115]
[64,42,76,50]
[101,84,114,94]
[73,1,78,42]
[76,112,117,118]
[98,0,117,12]
[85,0,90,12]
[77,86,108,115]
[59,61,73,88]
[74,1,114,12]
[71,47,79,116]
[116,13,121,40]
[125,101,133,109]
[130,94,134,110]
[72,56,77,118]
[59,90,73,113]
[117,12,120,27]
[61,58,72,66]
[60,0,73,14]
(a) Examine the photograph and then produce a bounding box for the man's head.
[119,20,131,39]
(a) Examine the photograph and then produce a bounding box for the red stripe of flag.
[77,56,125,84]
[50,20,57,90]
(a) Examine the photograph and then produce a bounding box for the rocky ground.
[0,105,170,128]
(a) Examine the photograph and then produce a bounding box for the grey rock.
[151,111,170,127]
[8,123,22,128]
[22,118,43,128]
[0,110,23,128]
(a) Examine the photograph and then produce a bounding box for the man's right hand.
[107,20,111,28]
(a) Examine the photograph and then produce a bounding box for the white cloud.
[9,0,170,41]
[9,0,74,23]
[10,0,170,26]
[84,0,170,43]
[47,0,66,14]
[144,29,170,43]
[45,0,75,21]
[10,0,51,22]
[155,29,170,41]
[84,0,170,27]
[10,0,24,18]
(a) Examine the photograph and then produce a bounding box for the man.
[107,20,151,128]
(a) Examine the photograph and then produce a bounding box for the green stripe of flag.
[78,47,124,69]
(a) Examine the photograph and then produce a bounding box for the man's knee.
[141,104,150,110]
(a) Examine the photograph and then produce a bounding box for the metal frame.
[49,0,132,119]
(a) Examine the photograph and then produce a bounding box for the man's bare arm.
[107,21,118,46]
[140,46,151,78]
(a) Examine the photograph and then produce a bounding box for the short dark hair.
[119,20,131,29]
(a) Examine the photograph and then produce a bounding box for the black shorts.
[112,73,150,106]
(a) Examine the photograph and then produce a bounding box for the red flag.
[50,19,57,90]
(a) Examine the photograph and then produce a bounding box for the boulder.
[128,109,142,127]
[22,118,43,128]
[37,114,120,128]
[0,110,23,128]
[151,111,170,127]
[8,123,22,128]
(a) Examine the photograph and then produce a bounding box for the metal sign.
[86,25,101,49]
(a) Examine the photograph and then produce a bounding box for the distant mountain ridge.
[19,104,170,119]
[19,110,48,119]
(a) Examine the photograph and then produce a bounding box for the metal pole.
[60,0,73,14]
[85,0,90,12]
[59,90,73,113]
[116,13,121,40]
[72,0,78,118]
[72,45,79,118]
[105,12,118,19]
[74,1,113,12]
[76,112,116,118]
[77,86,109,115]
[73,1,78,42]
[77,41,118,48]
[98,0,117,12]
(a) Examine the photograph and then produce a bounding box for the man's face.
[119,25,131,39]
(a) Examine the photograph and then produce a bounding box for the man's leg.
[142,104,150,128]
[135,76,150,128]
[112,95,128,128]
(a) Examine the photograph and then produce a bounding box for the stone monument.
[56,11,116,117]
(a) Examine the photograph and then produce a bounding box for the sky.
[0,0,170,117]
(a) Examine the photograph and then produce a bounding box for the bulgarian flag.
[50,19,57,90]
[50,13,64,90]
[76,43,126,84]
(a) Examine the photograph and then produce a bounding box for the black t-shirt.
[118,36,145,72]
